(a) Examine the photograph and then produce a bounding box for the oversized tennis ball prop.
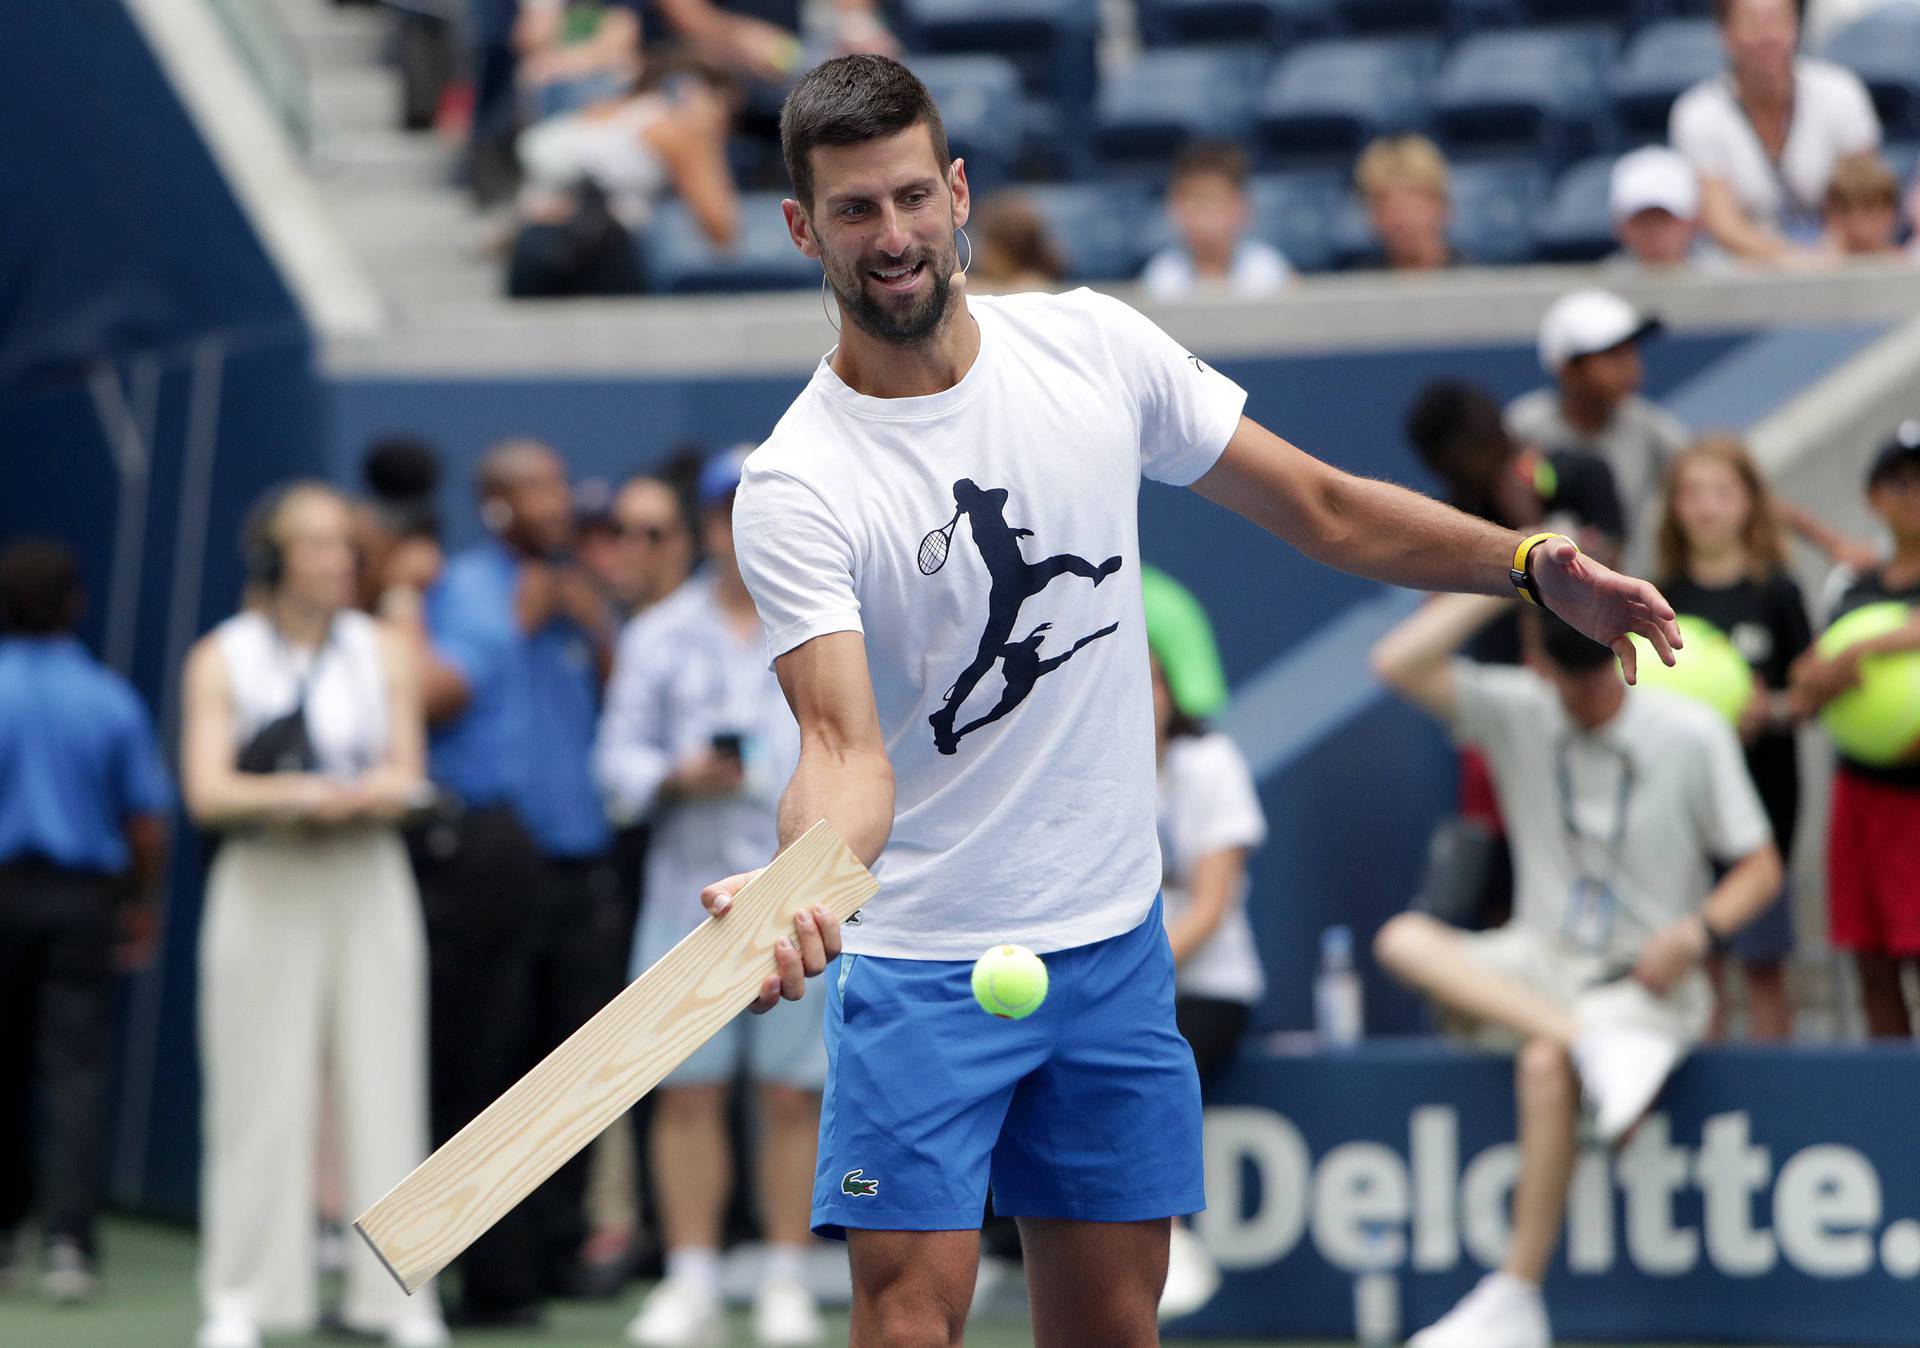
[971,944,1049,1020]
[1628,615,1754,725]
[1816,602,1920,766]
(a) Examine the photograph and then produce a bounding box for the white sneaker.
[753,1275,824,1346]
[1408,1272,1550,1348]
[1573,1026,1682,1144]
[626,1278,726,1348]
[1158,1223,1221,1321]
[195,1317,263,1348]
[388,1314,451,1347]
[41,1237,96,1303]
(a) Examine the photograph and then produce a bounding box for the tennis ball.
[1629,615,1754,725]
[971,944,1049,1020]
[1816,602,1920,766]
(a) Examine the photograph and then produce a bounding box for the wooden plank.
[355,820,877,1293]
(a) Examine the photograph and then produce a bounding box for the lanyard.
[1553,732,1635,884]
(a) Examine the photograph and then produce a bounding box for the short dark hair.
[0,538,81,635]
[1404,380,1511,473]
[780,55,950,210]
[1532,610,1615,674]
[1170,140,1249,192]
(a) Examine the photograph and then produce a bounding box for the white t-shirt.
[1140,239,1292,302]
[1450,663,1772,970]
[733,289,1248,959]
[1157,732,1268,1004]
[1669,59,1881,239]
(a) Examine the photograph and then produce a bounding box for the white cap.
[1537,289,1662,375]
[1608,147,1699,224]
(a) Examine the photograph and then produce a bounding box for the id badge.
[1563,876,1616,954]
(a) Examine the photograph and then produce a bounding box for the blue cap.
[697,445,753,509]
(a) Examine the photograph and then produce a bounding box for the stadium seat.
[1019,181,1154,280]
[1135,0,1336,46]
[1611,19,1724,140]
[643,193,817,294]
[1822,8,1920,137]
[906,55,1024,194]
[1340,0,1452,33]
[1886,140,1920,189]
[1432,26,1620,167]
[1094,46,1271,170]
[1532,154,1618,261]
[1256,37,1443,166]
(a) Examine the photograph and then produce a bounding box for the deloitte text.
[1195,1106,1920,1281]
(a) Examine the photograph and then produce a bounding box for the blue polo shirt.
[0,636,172,873]
[427,542,611,858]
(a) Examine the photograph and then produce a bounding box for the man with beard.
[702,55,1685,1348]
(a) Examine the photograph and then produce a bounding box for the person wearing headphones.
[181,483,444,1348]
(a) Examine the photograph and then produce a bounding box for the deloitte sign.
[1179,1045,1920,1345]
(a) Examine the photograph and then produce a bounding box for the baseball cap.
[1866,419,1920,487]
[1537,289,1662,376]
[696,445,754,509]
[1142,565,1229,720]
[1608,147,1699,224]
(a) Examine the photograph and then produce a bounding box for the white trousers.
[198,827,438,1332]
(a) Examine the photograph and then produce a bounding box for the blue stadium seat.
[906,55,1024,194]
[1020,181,1154,280]
[1136,0,1336,46]
[643,193,817,294]
[1823,8,1920,137]
[1532,154,1618,261]
[1341,0,1452,33]
[1256,37,1442,165]
[1094,46,1271,169]
[1432,26,1619,167]
[1450,157,1553,263]
[1887,140,1920,189]
[1611,19,1723,140]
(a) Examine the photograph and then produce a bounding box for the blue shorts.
[810,896,1205,1239]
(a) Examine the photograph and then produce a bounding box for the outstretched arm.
[1192,415,1682,679]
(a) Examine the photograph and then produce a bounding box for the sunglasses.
[616,521,686,544]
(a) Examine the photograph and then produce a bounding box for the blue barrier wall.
[1183,1043,1920,1344]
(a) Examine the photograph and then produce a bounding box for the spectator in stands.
[183,485,445,1348]
[1141,142,1290,301]
[414,440,619,1323]
[514,0,644,121]
[1607,146,1723,272]
[596,449,822,1348]
[1354,134,1458,272]
[1791,421,1920,1038]
[512,60,741,297]
[1824,151,1908,258]
[0,540,168,1304]
[1143,571,1266,1322]
[1507,289,1688,553]
[354,436,445,621]
[1653,437,1813,1039]
[1671,0,1881,263]
[970,191,1066,294]
[1372,596,1782,1348]
[650,0,897,84]
[609,471,698,616]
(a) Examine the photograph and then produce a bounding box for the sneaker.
[626,1278,726,1348]
[41,1237,95,1304]
[195,1317,263,1348]
[1158,1223,1221,1321]
[752,1276,824,1347]
[1408,1272,1551,1348]
[388,1314,451,1347]
[1573,1026,1682,1144]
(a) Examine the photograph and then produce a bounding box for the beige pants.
[1450,924,1712,1051]
[198,828,437,1332]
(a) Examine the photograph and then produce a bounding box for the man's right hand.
[516,561,561,633]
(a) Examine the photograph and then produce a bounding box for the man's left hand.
[1633,918,1709,994]
[1529,536,1683,683]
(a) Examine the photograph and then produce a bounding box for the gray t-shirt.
[1506,388,1689,562]
[1450,662,1772,969]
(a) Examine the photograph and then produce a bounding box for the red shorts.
[1828,768,1920,956]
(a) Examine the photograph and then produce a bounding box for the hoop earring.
[957,226,973,277]
[820,272,841,334]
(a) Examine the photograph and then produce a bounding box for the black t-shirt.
[1827,567,1920,789]
[1660,570,1813,854]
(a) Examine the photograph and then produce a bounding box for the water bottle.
[1314,925,1363,1047]
[1352,1219,1401,1346]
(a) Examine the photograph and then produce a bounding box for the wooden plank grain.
[354,820,877,1293]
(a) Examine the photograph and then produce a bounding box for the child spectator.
[1354,135,1458,272]
[1607,147,1723,271]
[1790,421,1920,1038]
[970,191,1067,294]
[1824,152,1906,258]
[1141,142,1290,300]
[1653,437,1814,1039]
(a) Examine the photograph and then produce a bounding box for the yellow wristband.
[1509,532,1572,607]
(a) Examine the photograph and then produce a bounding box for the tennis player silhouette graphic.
[923,478,1122,755]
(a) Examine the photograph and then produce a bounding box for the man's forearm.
[1702,845,1785,938]
[1310,470,1523,596]
[776,744,894,868]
